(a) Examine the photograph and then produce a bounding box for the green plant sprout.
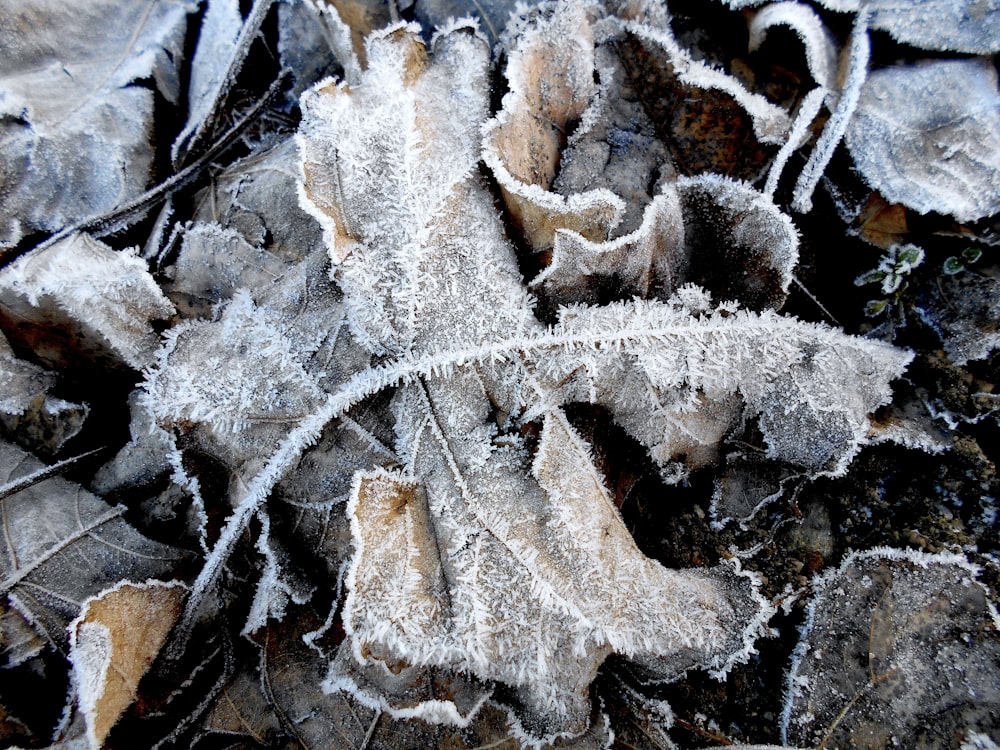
[855,243,925,317]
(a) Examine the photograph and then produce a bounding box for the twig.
[174,0,277,167]
[0,447,106,501]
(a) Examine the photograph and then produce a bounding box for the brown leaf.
[70,581,185,750]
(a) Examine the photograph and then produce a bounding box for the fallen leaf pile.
[0,0,997,748]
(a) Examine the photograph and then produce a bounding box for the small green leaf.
[881,273,904,294]
[865,299,889,317]
[855,269,885,287]
[961,246,983,264]
[895,243,924,271]
[942,256,965,275]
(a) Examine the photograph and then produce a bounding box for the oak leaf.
[294,10,910,740]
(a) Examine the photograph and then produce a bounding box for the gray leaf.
[845,59,1000,223]
[0,441,187,652]
[782,549,1000,749]
[0,0,196,246]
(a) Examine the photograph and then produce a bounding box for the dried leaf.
[914,264,1000,365]
[290,13,913,740]
[0,0,195,247]
[676,174,798,310]
[845,59,1000,223]
[865,0,1000,53]
[145,291,328,485]
[621,12,792,148]
[532,291,909,476]
[724,0,1000,53]
[261,608,383,750]
[534,186,686,306]
[0,441,187,652]
[0,332,87,454]
[196,664,288,747]
[782,548,1000,749]
[415,0,521,46]
[167,222,301,319]
[481,2,626,253]
[278,0,359,100]
[69,581,185,750]
[0,233,175,371]
[748,2,838,92]
[191,136,327,270]
[172,0,245,165]
[814,0,1000,54]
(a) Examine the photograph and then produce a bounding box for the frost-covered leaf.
[342,450,767,739]
[532,291,910,476]
[782,548,1000,749]
[195,664,288,747]
[415,0,521,46]
[297,19,777,740]
[0,233,175,371]
[0,441,187,652]
[278,0,360,99]
[172,0,244,164]
[145,291,328,485]
[69,581,185,750]
[0,332,87,454]
[748,2,838,92]
[260,608,384,750]
[481,1,626,253]
[845,59,1000,223]
[721,0,1000,52]
[321,0,393,69]
[621,10,792,148]
[863,0,1000,53]
[810,0,1000,54]
[289,12,919,740]
[166,221,301,319]
[915,263,1000,365]
[0,0,195,247]
[191,136,327,267]
[676,175,798,310]
[535,186,686,306]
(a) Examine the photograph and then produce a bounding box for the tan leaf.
[69,580,185,750]
[481,1,626,253]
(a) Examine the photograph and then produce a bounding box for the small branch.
[0,447,106,502]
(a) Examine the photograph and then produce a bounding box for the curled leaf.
[482,1,626,253]
[0,233,175,371]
